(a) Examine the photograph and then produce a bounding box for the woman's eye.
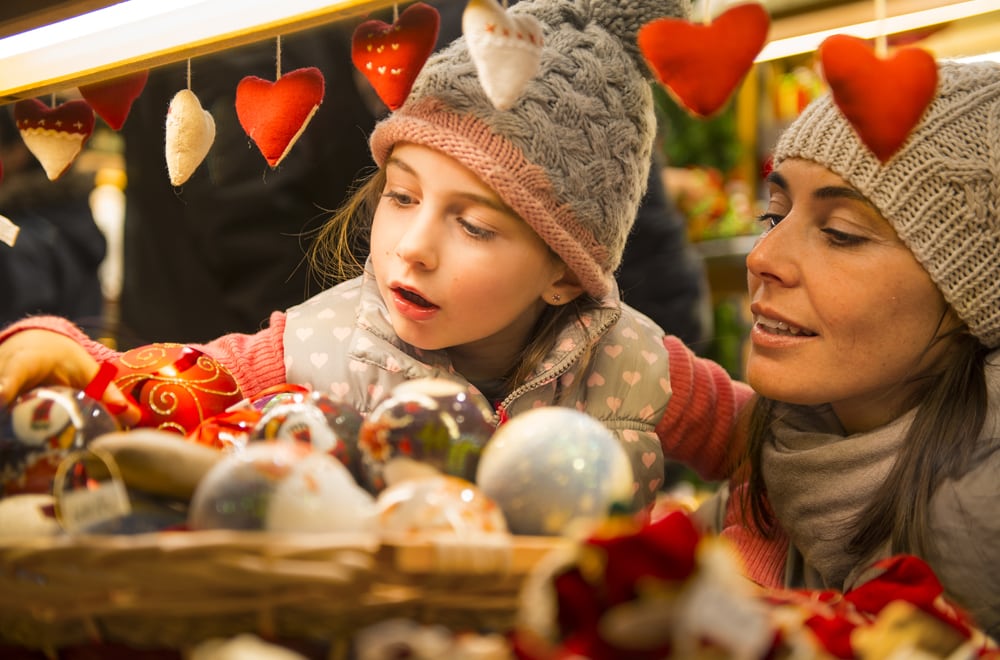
[821,227,866,247]
[755,212,783,230]
[458,218,495,240]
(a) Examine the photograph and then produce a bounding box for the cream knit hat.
[774,60,1000,348]
[369,0,690,299]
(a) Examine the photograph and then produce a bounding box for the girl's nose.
[393,211,438,270]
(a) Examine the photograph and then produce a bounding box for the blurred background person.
[0,108,107,336]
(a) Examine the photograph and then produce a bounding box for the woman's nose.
[746,222,796,286]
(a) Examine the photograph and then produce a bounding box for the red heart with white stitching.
[351,2,440,111]
[79,70,149,131]
[638,3,769,118]
[14,98,95,180]
[819,35,938,163]
[235,66,325,168]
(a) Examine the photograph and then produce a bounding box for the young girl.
[0,0,749,511]
[695,60,1000,638]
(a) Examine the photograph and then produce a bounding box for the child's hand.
[0,330,141,426]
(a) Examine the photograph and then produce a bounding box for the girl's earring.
[551,293,562,304]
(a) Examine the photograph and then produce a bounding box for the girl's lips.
[391,286,439,322]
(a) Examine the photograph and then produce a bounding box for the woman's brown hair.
[742,327,990,560]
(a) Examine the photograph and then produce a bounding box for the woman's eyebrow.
[767,169,876,209]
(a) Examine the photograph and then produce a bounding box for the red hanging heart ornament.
[13,98,95,181]
[78,70,149,131]
[819,35,938,163]
[351,2,440,111]
[235,66,325,168]
[638,3,770,118]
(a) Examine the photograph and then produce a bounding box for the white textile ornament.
[165,89,216,187]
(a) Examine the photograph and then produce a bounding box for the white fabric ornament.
[165,89,216,186]
[463,0,543,111]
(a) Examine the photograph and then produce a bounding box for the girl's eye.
[383,191,415,206]
[458,217,496,241]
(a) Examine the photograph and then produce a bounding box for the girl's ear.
[544,267,586,306]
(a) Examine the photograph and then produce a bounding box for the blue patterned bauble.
[248,390,364,484]
[475,407,633,536]
[358,378,495,494]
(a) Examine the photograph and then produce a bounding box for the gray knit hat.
[773,60,1000,348]
[369,0,691,298]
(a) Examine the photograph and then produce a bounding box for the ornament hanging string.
[276,35,282,80]
[186,58,192,90]
[873,0,887,57]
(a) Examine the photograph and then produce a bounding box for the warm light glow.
[756,0,1000,62]
[0,0,383,100]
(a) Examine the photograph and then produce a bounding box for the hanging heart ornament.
[235,66,325,168]
[165,89,216,187]
[14,98,95,181]
[463,0,544,111]
[79,70,149,131]
[638,3,770,118]
[819,35,938,163]
[351,2,440,111]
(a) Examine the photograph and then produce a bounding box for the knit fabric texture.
[369,0,691,298]
[773,60,1000,348]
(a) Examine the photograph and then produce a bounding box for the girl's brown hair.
[305,166,603,400]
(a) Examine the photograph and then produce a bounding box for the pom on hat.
[78,70,149,131]
[165,89,216,187]
[638,3,770,118]
[351,3,440,111]
[235,66,325,168]
[773,61,1000,348]
[818,35,938,163]
[370,0,691,298]
[13,98,95,181]
[463,0,544,111]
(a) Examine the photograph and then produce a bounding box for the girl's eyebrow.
[766,169,877,209]
[385,155,515,215]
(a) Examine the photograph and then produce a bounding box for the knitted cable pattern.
[774,61,1000,347]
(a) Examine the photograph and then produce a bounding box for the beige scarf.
[760,404,914,590]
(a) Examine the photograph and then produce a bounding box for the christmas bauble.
[188,442,376,533]
[111,343,243,434]
[358,378,495,494]
[476,407,633,536]
[376,474,507,537]
[0,386,119,496]
[248,390,363,482]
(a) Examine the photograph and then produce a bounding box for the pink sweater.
[1,314,778,583]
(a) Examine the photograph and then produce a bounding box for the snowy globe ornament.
[248,390,363,482]
[376,474,508,537]
[0,386,119,496]
[476,407,633,536]
[188,441,376,533]
[358,378,495,494]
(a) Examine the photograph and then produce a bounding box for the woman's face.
[745,159,955,433]
[369,143,574,376]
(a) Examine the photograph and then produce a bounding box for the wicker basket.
[0,530,567,653]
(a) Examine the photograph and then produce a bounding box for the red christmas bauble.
[111,343,243,435]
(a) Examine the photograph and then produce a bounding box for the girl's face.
[369,143,576,377]
[745,158,955,433]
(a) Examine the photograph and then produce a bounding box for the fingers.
[102,383,142,427]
